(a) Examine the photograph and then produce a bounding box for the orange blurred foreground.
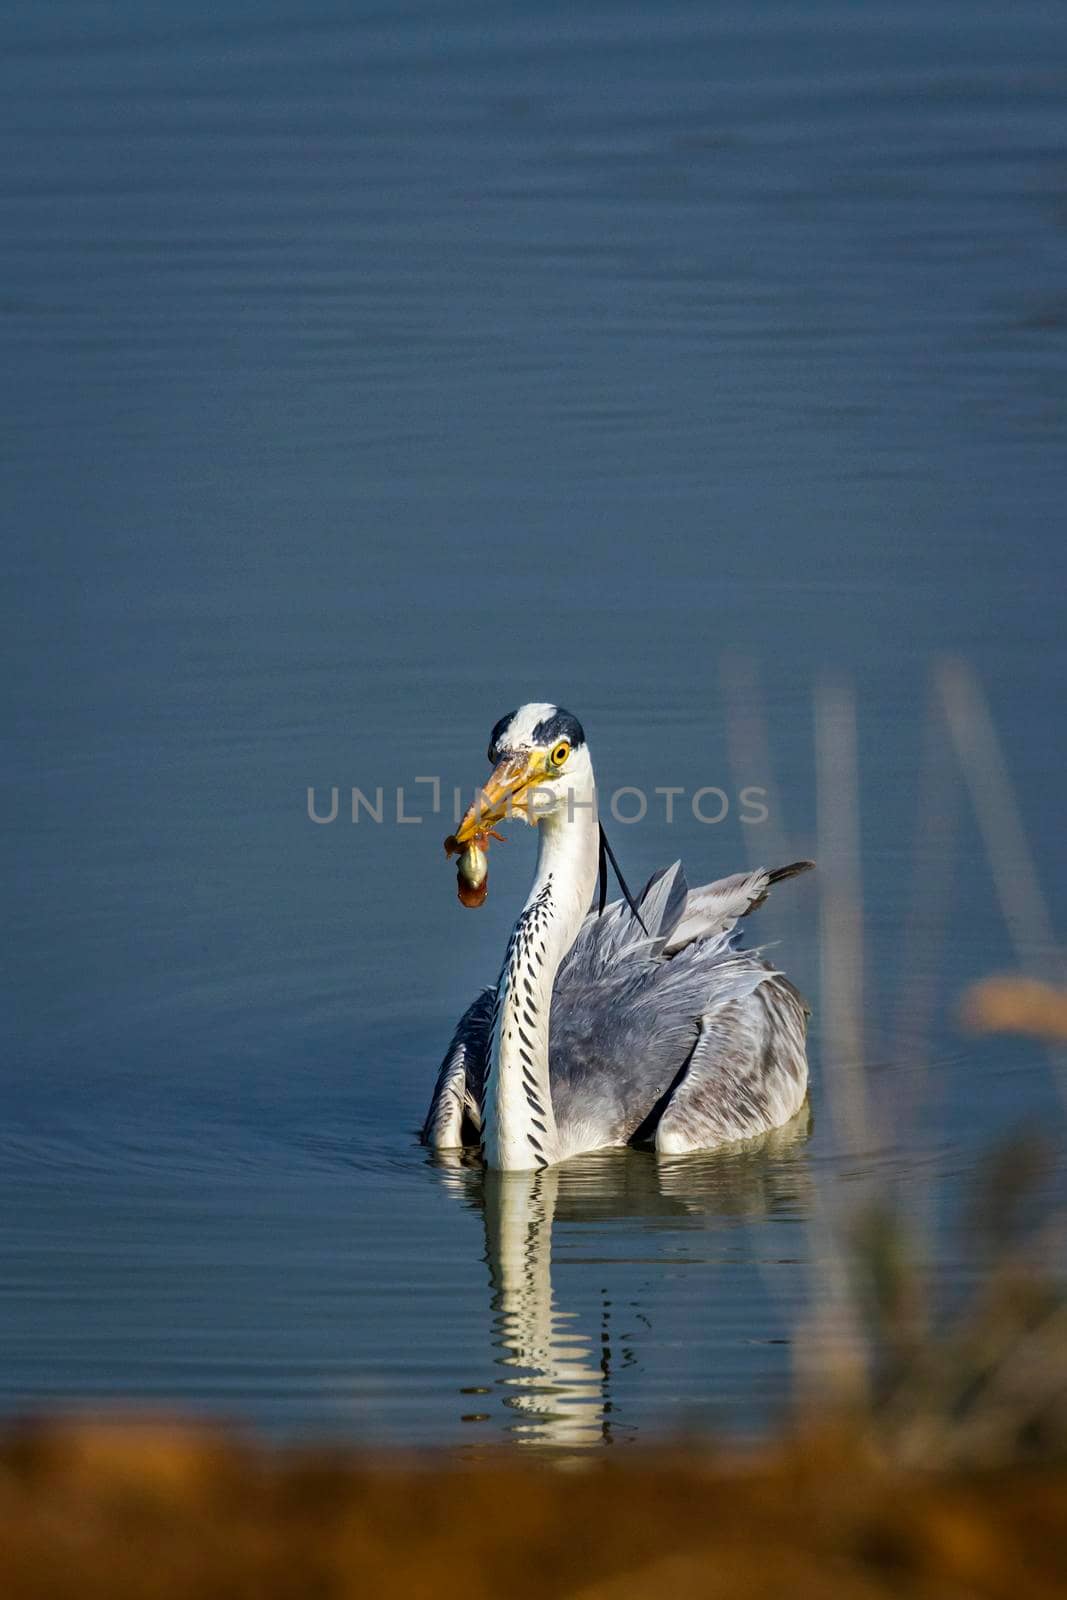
[2,1417,1066,1600]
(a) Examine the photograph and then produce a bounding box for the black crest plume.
[598,823,648,934]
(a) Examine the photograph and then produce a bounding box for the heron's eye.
[550,740,570,768]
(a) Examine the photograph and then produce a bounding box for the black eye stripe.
[531,709,584,749]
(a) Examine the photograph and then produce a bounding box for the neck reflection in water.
[429,1107,814,1449]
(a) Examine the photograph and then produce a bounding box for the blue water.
[2,0,1066,1449]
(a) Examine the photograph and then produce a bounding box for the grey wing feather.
[421,986,493,1147]
[653,975,809,1153]
[662,860,814,954]
[565,859,813,971]
[549,860,812,1155]
[549,936,780,1153]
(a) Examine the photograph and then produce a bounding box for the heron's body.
[423,704,812,1171]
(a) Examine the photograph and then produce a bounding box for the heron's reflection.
[430,1104,813,1447]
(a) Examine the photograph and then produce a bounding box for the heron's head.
[452,703,592,845]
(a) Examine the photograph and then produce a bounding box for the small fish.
[444,828,504,908]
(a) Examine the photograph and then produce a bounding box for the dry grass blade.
[936,657,1059,978]
[890,678,960,1092]
[814,676,870,1154]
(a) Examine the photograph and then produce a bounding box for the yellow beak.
[453,750,549,845]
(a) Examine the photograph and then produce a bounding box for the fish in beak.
[443,823,506,908]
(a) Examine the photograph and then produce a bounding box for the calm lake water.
[3,0,1066,1449]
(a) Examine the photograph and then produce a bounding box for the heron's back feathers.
[564,857,814,974]
[661,859,814,955]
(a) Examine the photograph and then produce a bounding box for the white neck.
[481,778,599,1171]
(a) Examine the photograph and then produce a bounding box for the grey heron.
[423,704,813,1172]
